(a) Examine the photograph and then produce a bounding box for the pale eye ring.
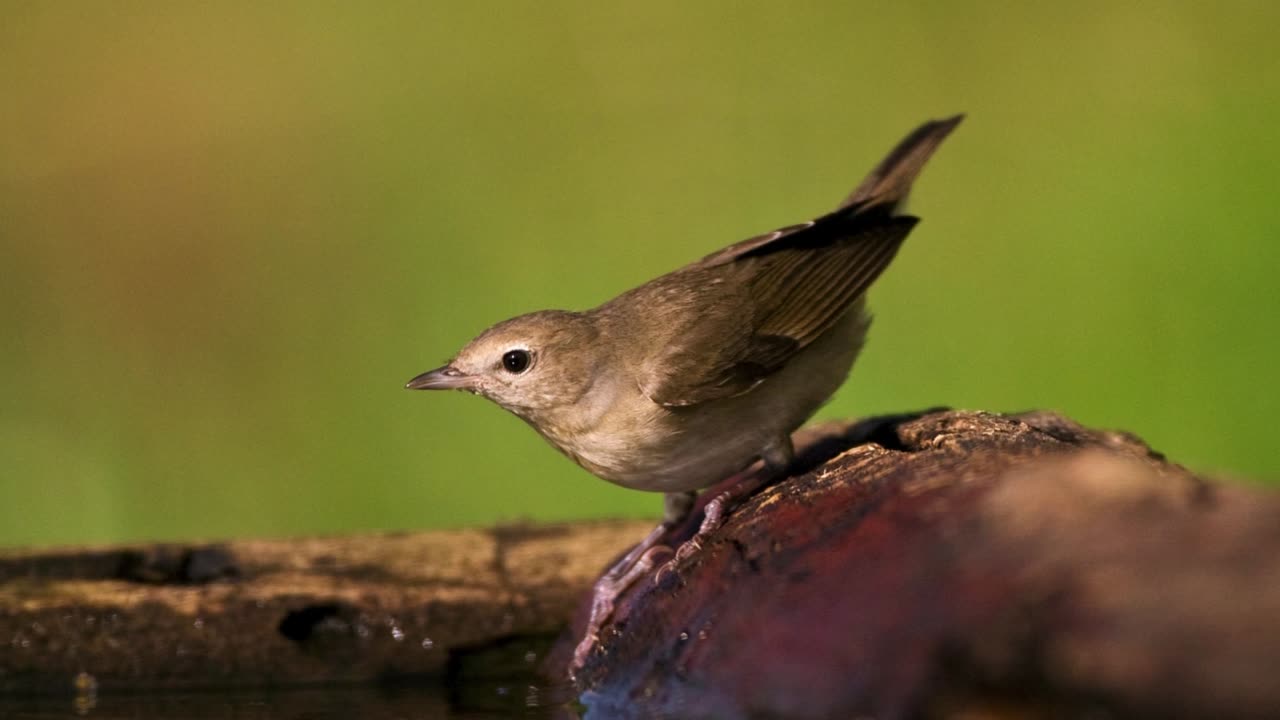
[501,349,531,374]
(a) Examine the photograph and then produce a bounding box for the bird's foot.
[653,496,723,583]
[652,539,699,585]
[569,529,673,678]
[569,463,780,679]
[654,467,776,584]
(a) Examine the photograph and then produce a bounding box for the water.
[0,683,579,719]
[0,637,582,719]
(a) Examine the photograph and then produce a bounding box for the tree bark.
[0,517,648,693]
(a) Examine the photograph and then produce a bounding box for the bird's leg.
[657,435,795,579]
[570,490,696,675]
[571,436,795,675]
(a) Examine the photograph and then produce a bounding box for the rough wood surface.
[0,519,648,693]
[553,410,1280,720]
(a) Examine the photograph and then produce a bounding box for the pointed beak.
[405,365,474,391]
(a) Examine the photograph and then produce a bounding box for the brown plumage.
[408,114,961,493]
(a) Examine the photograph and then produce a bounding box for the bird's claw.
[570,631,600,677]
[654,536,703,584]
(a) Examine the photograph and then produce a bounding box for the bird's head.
[406,310,603,418]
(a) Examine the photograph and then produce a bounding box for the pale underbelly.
[558,307,869,493]
[570,422,776,493]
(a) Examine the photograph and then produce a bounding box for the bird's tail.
[838,114,964,214]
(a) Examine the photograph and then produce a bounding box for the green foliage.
[1,2,1276,546]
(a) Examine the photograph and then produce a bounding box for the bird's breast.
[533,309,868,493]
[514,306,870,494]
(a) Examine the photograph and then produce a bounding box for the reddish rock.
[552,410,1280,720]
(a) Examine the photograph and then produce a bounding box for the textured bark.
[0,520,648,693]
[552,410,1280,720]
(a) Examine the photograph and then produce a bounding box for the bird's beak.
[405,365,474,391]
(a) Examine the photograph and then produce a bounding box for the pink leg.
[656,437,794,582]
[569,491,696,677]
[569,436,793,678]
[653,471,772,582]
[570,539,670,674]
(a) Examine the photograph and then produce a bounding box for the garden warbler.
[407,115,961,672]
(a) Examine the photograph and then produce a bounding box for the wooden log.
[553,410,1280,719]
[0,518,648,693]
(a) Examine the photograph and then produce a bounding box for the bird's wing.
[635,215,915,407]
[634,115,961,408]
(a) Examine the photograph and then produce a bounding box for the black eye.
[502,349,531,374]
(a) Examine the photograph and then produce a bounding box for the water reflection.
[4,632,582,719]
[3,681,582,719]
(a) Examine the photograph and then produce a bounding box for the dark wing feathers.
[749,218,914,347]
[632,116,961,407]
[692,221,816,269]
[637,214,914,408]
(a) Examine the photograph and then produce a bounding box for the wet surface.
[2,636,581,719]
[1,682,578,719]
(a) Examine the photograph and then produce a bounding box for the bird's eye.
[501,349,531,374]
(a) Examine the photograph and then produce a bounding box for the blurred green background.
[2,2,1277,548]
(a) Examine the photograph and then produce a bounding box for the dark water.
[0,637,582,720]
[0,681,581,720]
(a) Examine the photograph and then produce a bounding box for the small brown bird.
[407,115,961,672]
